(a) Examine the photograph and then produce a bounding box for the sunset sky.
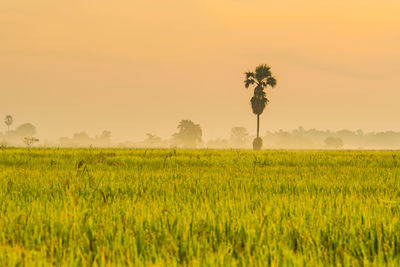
[1,0,399,141]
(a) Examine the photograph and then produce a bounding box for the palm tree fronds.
[255,64,271,82]
[267,76,277,87]
[245,72,255,79]
[245,78,255,88]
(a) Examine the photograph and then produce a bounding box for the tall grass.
[0,148,399,266]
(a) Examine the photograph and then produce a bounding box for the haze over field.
[1,0,399,141]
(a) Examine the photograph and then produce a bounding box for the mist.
[4,115,400,150]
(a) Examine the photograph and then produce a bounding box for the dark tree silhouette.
[244,64,277,150]
[4,115,13,131]
[172,120,202,148]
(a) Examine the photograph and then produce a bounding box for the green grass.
[0,148,399,266]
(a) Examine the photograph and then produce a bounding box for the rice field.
[0,148,399,266]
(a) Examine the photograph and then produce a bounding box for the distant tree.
[143,133,164,147]
[230,127,249,148]
[324,137,343,149]
[98,130,111,141]
[172,120,202,148]
[93,130,112,146]
[15,123,36,137]
[23,137,39,149]
[145,133,162,143]
[72,132,91,142]
[4,115,13,131]
[294,126,305,134]
[244,64,277,150]
[101,130,111,139]
[276,129,315,149]
[59,131,113,147]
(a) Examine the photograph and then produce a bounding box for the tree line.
[55,126,400,149]
[4,114,400,149]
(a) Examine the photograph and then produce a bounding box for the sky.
[1,0,399,141]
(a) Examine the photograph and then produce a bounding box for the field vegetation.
[0,148,399,266]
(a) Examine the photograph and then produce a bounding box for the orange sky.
[1,0,399,141]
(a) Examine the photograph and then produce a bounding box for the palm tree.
[244,64,277,150]
[4,115,13,132]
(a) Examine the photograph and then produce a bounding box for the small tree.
[324,137,343,149]
[99,130,111,141]
[4,115,13,131]
[24,137,39,149]
[145,133,162,144]
[96,130,111,145]
[143,133,164,147]
[172,120,202,148]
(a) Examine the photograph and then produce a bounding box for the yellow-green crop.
[0,148,399,266]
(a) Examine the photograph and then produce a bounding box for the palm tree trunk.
[256,114,260,138]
